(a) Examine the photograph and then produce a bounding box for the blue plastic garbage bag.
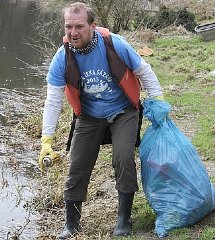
[139,98,215,238]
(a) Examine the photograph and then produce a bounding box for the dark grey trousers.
[64,106,139,201]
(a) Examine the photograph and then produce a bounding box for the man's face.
[64,9,96,49]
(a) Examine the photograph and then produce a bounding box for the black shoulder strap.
[64,42,81,90]
[102,35,127,83]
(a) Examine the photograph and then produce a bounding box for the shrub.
[139,6,197,32]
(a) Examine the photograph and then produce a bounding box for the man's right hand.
[38,135,54,172]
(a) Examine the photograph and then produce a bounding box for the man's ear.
[91,22,96,30]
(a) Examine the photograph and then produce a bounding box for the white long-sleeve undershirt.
[42,84,64,136]
[133,59,163,98]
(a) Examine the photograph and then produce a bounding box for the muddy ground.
[34,157,215,240]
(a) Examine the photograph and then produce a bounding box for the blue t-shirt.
[47,31,142,118]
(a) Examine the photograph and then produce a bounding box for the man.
[38,2,164,239]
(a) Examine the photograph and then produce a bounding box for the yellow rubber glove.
[154,95,164,101]
[38,135,54,172]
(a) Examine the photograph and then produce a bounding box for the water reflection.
[0,0,45,89]
[0,0,62,238]
[0,88,42,239]
[0,160,39,239]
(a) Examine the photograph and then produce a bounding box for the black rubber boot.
[113,191,134,237]
[57,200,82,239]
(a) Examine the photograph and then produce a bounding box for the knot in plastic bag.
[143,98,171,128]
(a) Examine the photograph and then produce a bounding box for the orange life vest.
[63,27,141,117]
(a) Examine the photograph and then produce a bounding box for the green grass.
[118,33,215,240]
[146,34,215,160]
[200,227,215,240]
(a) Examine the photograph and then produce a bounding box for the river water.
[0,0,58,239]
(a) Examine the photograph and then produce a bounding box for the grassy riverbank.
[22,26,215,239]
